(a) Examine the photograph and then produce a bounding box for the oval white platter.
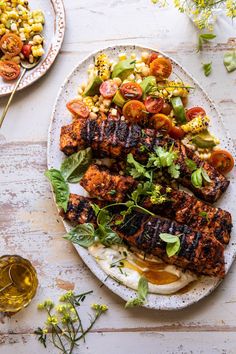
[0,0,65,97]
[48,44,236,310]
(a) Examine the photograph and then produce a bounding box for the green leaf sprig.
[185,158,211,189]
[125,276,148,308]
[159,233,182,257]
[45,169,69,212]
[202,62,212,77]
[223,51,236,73]
[197,33,216,52]
[61,148,92,183]
[35,290,108,353]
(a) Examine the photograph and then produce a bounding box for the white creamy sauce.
[89,244,197,295]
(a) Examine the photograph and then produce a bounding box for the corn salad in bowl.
[0,0,45,81]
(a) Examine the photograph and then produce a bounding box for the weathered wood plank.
[1,332,236,353]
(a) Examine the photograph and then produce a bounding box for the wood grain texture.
[0,0,236,352]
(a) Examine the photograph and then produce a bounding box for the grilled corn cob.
[182,115,210,134]
[95,53,111,80]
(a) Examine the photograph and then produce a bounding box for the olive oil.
[0,255,38,313]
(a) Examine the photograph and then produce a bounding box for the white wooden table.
[0,1,236,353]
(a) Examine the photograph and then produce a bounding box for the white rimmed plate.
[0,0,65,96]
[48,44,236,310]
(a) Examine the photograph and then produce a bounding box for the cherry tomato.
[186,107,206,121]
[149,113,172,134]
[66,99,90,118]
[0,60,20,81]
[208,150,234,174]
[0,33,23,57]
[122,100,147,124]
[160,102,172,115]
[150,57,172,79]
[21,44,32,58]
[146,52,159,65]
[120,82,142,100]
[169,125,185,139]
[144,96,164,114]
[99,80,118,98]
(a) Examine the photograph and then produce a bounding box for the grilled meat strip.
[60,118,229,203]
[64,194,225,277]
[80,164,232,245]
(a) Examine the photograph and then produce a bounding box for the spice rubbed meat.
[60,118,230,203]
[80,164,232,245]
[64,194,225,278]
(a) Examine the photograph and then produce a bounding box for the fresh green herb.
[108,189,117,195]
[35,291,108,353]
[64,223,96,248]
[191,167,211,188]
[147,146,180,179]
[168,163,180,179]
[127,153,151,179]
[199,211,209,221]
[125,276,148,308]
[96,224,122,247]
[185,158,197,172]
[159,233,182,257]
[202,62,212,76]
[197,33,216,52]
[60,148,92,183]
[223,51,236,73]
[45,169,69,212]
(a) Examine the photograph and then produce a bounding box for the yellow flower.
[91,304,108,312]
[46,316,58,326]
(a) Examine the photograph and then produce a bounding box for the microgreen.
[197,33,216,52]
[125,276,148,308]
[199,211,209,221]
[159,233,182,257]
[202,62,212,77]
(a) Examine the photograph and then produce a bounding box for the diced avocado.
[191,130,217,148]
[111,59,135,81]
[83,76,103,97]
[112,90,126,107]
[140,76,156,98]
[170,96,187,124]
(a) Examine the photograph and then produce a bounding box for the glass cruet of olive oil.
[0,255,38,314]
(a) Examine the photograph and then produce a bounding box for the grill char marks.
[60,118,230,203]
[64,194,225,278]
[80,164,232,245]
[115,212,225,278]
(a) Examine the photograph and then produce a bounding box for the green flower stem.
[75,310,103,342]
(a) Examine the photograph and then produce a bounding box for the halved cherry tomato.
[146,52,159,65]
[150,57,172,79]
[160,102,172,115]
[186,107,206,121]
[169,125,185,139]
[122,100,146,124]
[144,96,164,114]
[0,60,20,81]
[66,99,90,118]
[208,150,234,174]
[120,82,142,100]
[149,113,172,134]
[99,80,118,98]
[21,44,32,58]
[0,33,23,57]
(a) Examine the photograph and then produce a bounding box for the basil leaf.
[202,62,212,77]
[91,203,101,216]
[166,239,181,258]
[64,223,95,248]
[185,158,197,172]
[191,168,203,188]
[45,169,69,212]
[159,233,179,243]
[60,148,92,183]
[201,168,212,183]
[97,209,112,226]
[96,225,122,247]
[125,276,148,308]
[223,51,236,73]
